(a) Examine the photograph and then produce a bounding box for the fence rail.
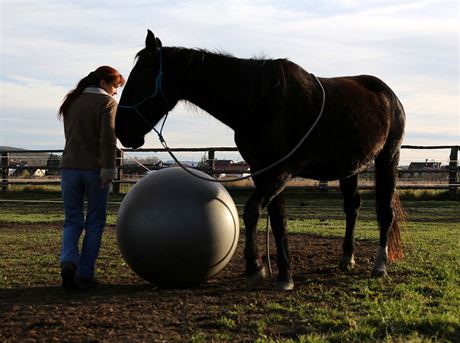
[1,145,459,196]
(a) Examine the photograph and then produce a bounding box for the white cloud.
[1,77,65,111]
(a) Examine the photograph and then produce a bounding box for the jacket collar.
[83,86,111,96]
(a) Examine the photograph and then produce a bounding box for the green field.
[0,189,459,342]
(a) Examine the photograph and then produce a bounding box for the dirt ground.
[0,224,377,342]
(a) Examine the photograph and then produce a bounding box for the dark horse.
[116,30,405,290]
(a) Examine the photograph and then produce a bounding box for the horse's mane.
[234,54,290,108]
[184,47,291,108]
[137,46,294,108]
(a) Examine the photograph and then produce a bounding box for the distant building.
[407,161,443,177]
[408,161,442,171]
[33,169,46,177]
[205,159,250,177]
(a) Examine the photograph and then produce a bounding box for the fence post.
[1,152,9,192]
[319,180,328,192]
[113,149,123,194]
[208,149,216,177]
[448,147,459,198]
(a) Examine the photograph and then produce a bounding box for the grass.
[0,189,459,342]
[279,213,459,341]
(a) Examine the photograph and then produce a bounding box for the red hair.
[58,66,125,118]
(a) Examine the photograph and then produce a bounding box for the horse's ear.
[146,29,157,49]
[155,38,162,48]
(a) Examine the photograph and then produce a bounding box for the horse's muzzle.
[130,137,145,149]
[117,135,145,149]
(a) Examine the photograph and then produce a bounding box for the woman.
[58,66,125,290]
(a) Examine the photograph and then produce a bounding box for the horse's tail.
[387,192,405,262]
[388,95,406,262]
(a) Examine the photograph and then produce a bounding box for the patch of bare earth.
[1,224,377,342]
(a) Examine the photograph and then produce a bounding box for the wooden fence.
[1,145,459,196]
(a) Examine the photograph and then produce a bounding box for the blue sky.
[0,0,458,164]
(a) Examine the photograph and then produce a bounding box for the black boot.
[60,262,79,290]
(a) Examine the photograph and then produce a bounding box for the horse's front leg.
[339,175,361,272]
[268,193,294,290]
[243,189,266,289]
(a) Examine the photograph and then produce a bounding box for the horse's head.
[116,30,176,149]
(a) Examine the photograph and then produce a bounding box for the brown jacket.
[60,89,117,170]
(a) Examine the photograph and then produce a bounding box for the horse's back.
[340,75,406,149]
[320,74,397,101]
[236,64,405,180]
[293,74,404,179]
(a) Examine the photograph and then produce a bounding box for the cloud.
[1,77,65,111]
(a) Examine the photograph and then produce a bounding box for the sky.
[0,0,459,165]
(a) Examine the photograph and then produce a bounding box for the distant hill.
[0,146,27,152]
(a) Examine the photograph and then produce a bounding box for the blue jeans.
[60,168,110,279]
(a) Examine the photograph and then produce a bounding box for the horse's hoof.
[274,279,294,291]
[371,268,388,278]
[245,267,266,290]
[339,255,355,272]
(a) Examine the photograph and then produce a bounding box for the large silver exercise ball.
[116,167,239,287]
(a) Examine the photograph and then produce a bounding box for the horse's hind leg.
[268,193,294,290]
[372,149,399,277]
[339,174,361,272]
